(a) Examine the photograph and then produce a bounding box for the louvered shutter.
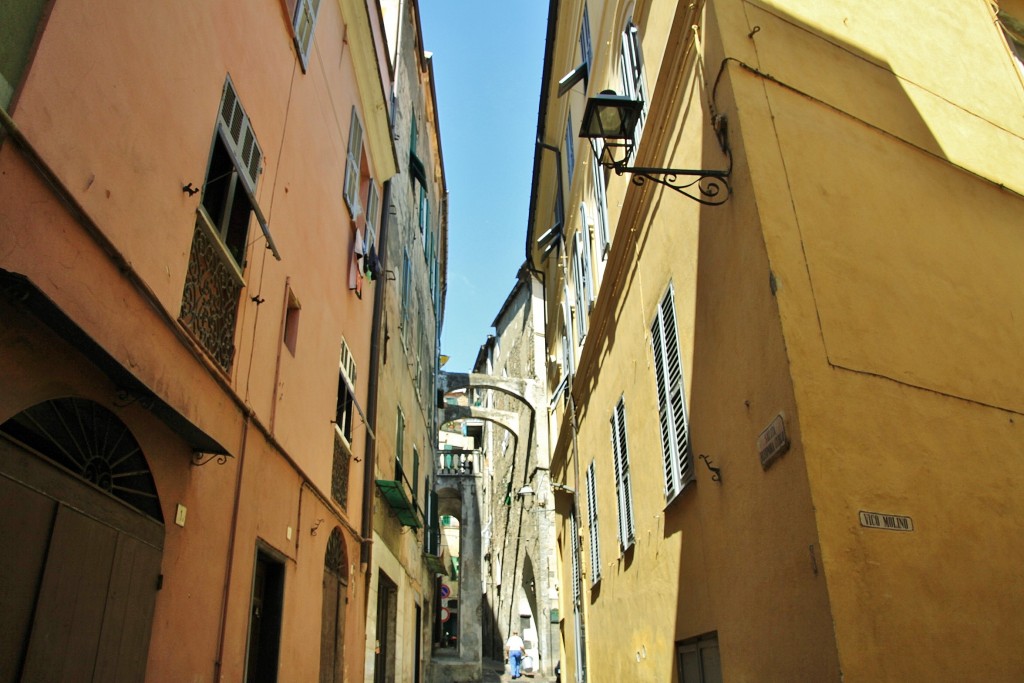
[562,288,575,377]
[585,462,601,584]
[651,286,693,501]
[344,107,363,215]
[573,232,589,339]
[593,153,610,256]
[218,79,262,194]
[619,21,648,163]
[580,207,594,305]
[566,113,576,187]
[570,510,582,605]
[580,4,593,71]
[661,291,693,486]
[293,0,322,69]
[611,398,635,549]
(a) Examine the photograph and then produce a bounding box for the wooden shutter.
[593,154,610,256]
[580,207,594,305]
[651,286,693,501]
[565,113,576,188]
[570,510,582,605]
[344,107,363,215]
[293,0,322,69]
[585,462,601,584]
[611,398,635,549]
[573,231,589,339]
[396,408,405,477]
[412,447,419,503]
[580,4,593,71]
[218,79,262,193]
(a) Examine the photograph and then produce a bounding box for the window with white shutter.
[343,108,363,216]
[610,397,636,550]
[561,288,575,378]
[181,77,277,371]
[593,153,610,259]
[650,285,694,502]
[619,20,649,164]
[572,228,591,340]
[570,508,582,605]
[565,113,576,189]
[585,461,602,584]
[292,0,322,71]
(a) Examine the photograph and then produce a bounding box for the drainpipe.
[362,179,392,582]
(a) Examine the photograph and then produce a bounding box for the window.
[1,0,48,108]
[364,182,379,277]
[344,107,363,216]
[593,152,610,258]
[580,4,593,75]
[650,285,694,501]
[395,407,406,483]
[400,248,412,339]
[565,113,576,188]
[555,162,566,234]
[570,508,582,606]
[202,79,263,266]
[181,77,268,371]
[561,288,575,378]
[610,397,636,550]
[572,227,592,339]
[412,446,420,504]
[619,20,649,162]
[333,340,356,509]
[419,185,429,235]
[335,339,357,444]
[998,7,1024,76]
[677,633,723,683]
[292,0,322,70]
[585,461,602,584]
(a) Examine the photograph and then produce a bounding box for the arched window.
[1,397,163,521]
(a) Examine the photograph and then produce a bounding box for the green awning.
[375,479,421,528]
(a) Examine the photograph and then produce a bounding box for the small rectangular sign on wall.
[859,510,914,532]
[758,413,790,469]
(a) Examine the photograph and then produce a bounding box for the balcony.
[438,449,477,476]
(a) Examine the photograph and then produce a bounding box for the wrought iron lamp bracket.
[192,451,229,466]
[588,107,733,206]
[608,162,731,206]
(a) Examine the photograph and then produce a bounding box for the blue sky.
[419,2,550,373]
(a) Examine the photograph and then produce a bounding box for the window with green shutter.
[1,0,48,108]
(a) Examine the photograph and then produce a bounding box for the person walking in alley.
[505,630,526,679]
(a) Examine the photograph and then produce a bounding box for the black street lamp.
[578,90,732,205]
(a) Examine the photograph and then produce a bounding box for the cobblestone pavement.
[480,658,558,683]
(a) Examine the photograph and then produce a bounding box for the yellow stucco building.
[528,1,1024,681]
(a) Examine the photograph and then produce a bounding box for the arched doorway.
[0,397,165,682]
[320,527,349,683]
